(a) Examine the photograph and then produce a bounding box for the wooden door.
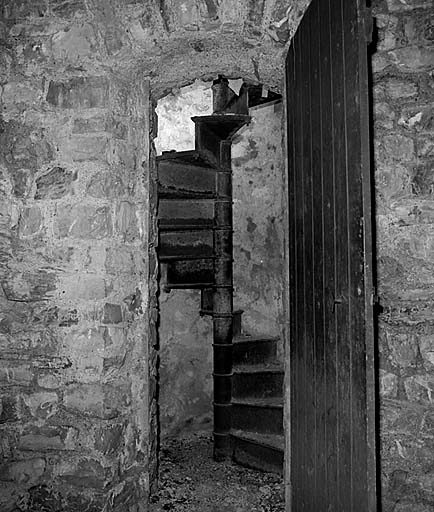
[286,0,377,510]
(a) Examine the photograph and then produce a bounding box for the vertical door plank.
[287,39,298,512]
[329,0,352,509]
[294,26,306,509]
[300,7,315,506]
[343,0,369,508]
[319,1,339,509]
[286,0,376,510]
[310,4,326,505]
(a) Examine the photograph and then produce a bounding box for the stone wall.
[373,0,434,509]
[0,69,152,510]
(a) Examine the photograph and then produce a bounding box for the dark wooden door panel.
[286,0,376,510]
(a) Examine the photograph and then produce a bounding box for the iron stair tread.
[192,115,251,140]
[163,282,214,290]
[232,396,283,408]
[157,150,216,168]
[158,190,217,199]
[159,222,214,231]
[230,430,284,452]
[159,254,215,262]
[233,334,279,344]
[233,362,283,374]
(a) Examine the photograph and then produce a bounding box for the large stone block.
[22,391,58,419]
[35,166,77,200]
[385,78,418,99]
[51,23,96,62]
[73,115,106,134]
[18,426,71,451]
[386,0,433,11]
[0,364,32,386]
[2,270,56,302]
[46,77,109,109]
[380,370,399,397]
[0,122,53,197]
[412,163,434,195]
[69,135,108,162]
[0,458,46,484]
[105,246,138,274]
[60,327,105,383]
[404,374,434,403]
[94,423,124,455]
[102,303,123,324]
[379,133,415,163]
[56,457,105,489]
[0,395,20,423]
[374,101,396,129]
[54,204,112,239]
[1,82,42,112]
[19,206,42,236]
[86,170,130,199]
[115,201,139,241]
[390,47,434,72]
[387,331,418,367]
[50,0,86,17]
[376,14,400,51]
[1,0,47,20]
[63,383,130,419]
[56,274,107,301]
[404,12,434,45]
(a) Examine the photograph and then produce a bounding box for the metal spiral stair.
[156,77,283,474]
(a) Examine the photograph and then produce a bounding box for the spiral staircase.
[157,79,284,474]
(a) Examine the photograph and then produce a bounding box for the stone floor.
[149,430,285,512]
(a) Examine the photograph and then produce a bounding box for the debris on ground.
[150,430,285,512]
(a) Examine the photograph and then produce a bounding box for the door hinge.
[370,290,379,307]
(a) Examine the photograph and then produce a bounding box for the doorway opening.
[150,77,286,511]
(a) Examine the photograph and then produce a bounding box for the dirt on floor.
[149,430,285,512]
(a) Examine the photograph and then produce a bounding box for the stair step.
[233,363,283,399]
[233,335,278,365]
[231,430,283,475]
[231,397,283,435]
[193,115,250,166]
[159,198,214,225]
[157,153,217,200]
[159,220,214,231]
[157,149,215,166]
[159,230,213,259]
[161,259,214,290]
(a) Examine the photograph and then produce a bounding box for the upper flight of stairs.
[156,77,283,474]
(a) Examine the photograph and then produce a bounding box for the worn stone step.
[233,335,278,365]
[231,430,283,475]
[231,397,283,435]
[232,363,283,399]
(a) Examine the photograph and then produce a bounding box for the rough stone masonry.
[0,0,433,510]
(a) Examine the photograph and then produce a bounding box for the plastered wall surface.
[232,101,285,343]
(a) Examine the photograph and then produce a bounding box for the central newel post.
[193,76,250,460]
